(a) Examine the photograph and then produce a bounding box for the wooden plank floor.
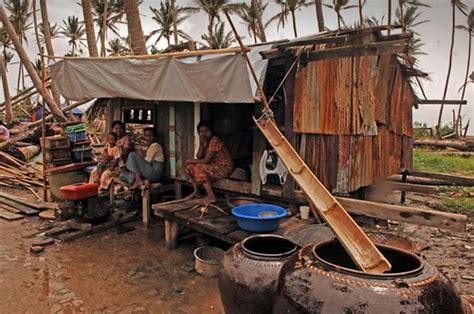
[153,199,334,246]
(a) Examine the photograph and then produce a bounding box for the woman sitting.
[185,121,233,203]
[126,127,164,190]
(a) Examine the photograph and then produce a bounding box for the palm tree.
[436,0,468,137]
[0,26,13,122]
[267,0,313,37]
[397,0,430,32]
[39,0,55,56]
[455,8,473,135]
[0,4,66,121]
[4,0,32,91]
[314,0,325,32]
[38,22,61,45]
[194,0,244,43]
[106,37,129,56]
[0,56,12,122]
[60,15,86,56]
[80,0,98,57]
[201,21,235,49]
[251,0,267,42]
[149,1,196,47]
[91,0,126,57]
[123,0,147,55]
[323,0,357,30]
[236,0,268,43]
[358,0,366,26]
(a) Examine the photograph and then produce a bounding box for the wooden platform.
[152,199,334,249]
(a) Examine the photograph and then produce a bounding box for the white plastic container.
[299,206,310,220]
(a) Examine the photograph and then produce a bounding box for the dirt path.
[0,187,472,313]
[0,189,224,313]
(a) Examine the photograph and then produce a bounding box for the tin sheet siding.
[292,50,414,193]
[294,54,413,137]
[300,130,411,193]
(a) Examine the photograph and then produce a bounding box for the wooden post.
[40,47,48,201]
[400,171,407,204]
[165,220,179,250]
[142,189,150,226]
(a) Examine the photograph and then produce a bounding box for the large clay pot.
[274,240,464,314]
[218,235,298,314]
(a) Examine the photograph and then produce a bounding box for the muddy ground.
[0,187,472,313]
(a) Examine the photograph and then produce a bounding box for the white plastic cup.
[299,206,310,220]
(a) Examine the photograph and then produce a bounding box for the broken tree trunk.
[0,5,66,122]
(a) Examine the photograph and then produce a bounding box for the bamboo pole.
[223,11,268,113]
[39,47,243,61]
[40,47,47,201]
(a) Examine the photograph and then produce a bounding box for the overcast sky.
[1,0,472,133]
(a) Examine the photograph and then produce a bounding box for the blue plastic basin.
[231,204,287,232]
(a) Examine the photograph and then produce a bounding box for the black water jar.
[274,239,464,314]
[218,235,298,314]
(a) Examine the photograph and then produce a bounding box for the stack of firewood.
[0,151,44,197]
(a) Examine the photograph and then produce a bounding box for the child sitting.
[97,132,122,191]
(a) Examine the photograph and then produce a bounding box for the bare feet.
[184,191,202,200]
[129,177,143,190]
[201,197,216,204]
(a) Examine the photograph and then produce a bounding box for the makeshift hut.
[50,26,417,202]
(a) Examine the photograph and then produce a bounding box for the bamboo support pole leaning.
[39,47,243,61]
[40,47,47,201]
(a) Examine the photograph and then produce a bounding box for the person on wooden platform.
[98,132,122,191]
[90,120,133,188]
[185,121,233,203]
[126,127,164,190]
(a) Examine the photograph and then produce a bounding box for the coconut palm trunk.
[291,9,298,37]
[252,0,266,42]
[315,0,325,32]
[388,0,392,35]
[32,0,42,52]
[171,0,178,45]
[39,0,61,106]
[0,5,66,122]
[358,0,363,25]
[81,0,98,57]
[123,0,147,55]
[436,3,456,137]
[455,17,472,136]
[0,56,12,123]
[100,0,107,57]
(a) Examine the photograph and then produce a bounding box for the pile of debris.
[0,151,43,192]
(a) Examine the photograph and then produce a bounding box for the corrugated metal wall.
[293,54,414,193]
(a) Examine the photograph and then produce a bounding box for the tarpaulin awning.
[49,44,271,104]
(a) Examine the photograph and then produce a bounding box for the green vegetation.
[414,149,473,218]
[432,186,474,217]
[413,121,454,139]
[413,149,474,176]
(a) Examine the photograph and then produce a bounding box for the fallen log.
[388,174,453,186]
[337,197,467,232]
[410,171,474,186]
[414,139,473,151]
[370,181,437,194]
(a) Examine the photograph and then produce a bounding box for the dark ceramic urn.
[218,235,298,314]
[273,240,464,314]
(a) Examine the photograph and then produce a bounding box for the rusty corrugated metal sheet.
[300,128,408,193]
[294,53,414,138]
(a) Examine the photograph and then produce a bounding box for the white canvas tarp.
[49,45,271,104]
